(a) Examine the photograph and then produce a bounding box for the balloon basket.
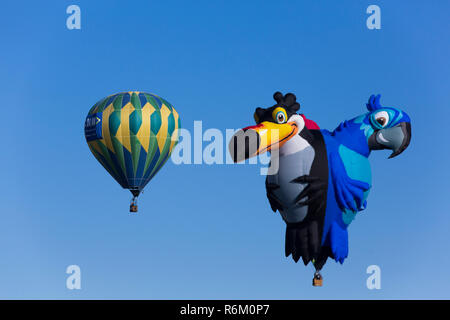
[313,272,323,287]
[130,197,138,213]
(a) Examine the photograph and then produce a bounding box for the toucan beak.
[229,121,299,162]
[368,122,412,158]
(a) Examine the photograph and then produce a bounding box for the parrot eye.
[373,111,389,128]
[272,107,287,124]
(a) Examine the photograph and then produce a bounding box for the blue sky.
[0,0,449,299]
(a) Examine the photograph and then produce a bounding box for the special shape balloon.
[229,92,411,286]
[84,91,180,212]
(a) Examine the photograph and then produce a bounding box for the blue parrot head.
[334,94,412,158]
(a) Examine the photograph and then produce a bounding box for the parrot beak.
[229,121,299,162]
[368,122,412,158]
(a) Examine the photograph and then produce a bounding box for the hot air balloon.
[84,91,181,212]
[229,92,411,286]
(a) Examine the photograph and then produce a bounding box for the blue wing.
[329,151,370,212]
[320,131,371,263]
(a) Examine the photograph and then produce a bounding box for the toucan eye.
[373,111,389,128]
[272,107,287,124]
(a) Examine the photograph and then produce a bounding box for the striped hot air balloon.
[84,91,181,212]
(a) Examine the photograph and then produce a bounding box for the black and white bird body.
[265,118,315,223]
[229,92,329,284]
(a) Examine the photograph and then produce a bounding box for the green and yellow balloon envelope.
[84,92,180,210]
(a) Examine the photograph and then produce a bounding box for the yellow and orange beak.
[228,121,298,162]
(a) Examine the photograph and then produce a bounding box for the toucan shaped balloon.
[84,91,180,213]
[229,92,411,286]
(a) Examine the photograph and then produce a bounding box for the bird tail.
[285,220,332,271]
[285,220,321,265]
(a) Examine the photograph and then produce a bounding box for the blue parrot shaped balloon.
[229,92,412,286]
